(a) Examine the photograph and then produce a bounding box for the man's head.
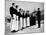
[16,5,18,9]
[19,8,22,12]
[27,10,29,14]
[12,3,15,6]
[19,8,21,11]
[23,10,25,14]
[38,8,40,11]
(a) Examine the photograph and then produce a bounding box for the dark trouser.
[30,21,32,26]
[38,20,40,28]
[33,19,36,25]
[10,13,13,17]
[30,19,34,26]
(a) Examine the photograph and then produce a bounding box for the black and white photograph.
[5,0,44,35]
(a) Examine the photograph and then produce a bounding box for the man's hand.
[12,17,14,19]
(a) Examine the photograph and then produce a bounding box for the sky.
[5,0,44,17]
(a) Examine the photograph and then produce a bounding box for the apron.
[18,18,20,30]
[11,14,17,31]
[19,17,23,30]
[23,18,26,28]
[25,18,27,27]
[22,18,24,28]
[27,17,30,26]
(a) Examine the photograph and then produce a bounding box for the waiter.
[10,3,16,32]
[18,8,23,30]
[18,9,21,30]
[22,10,26,29]
[37,8,41,28]
[25,12,28,27]
[32,12,36,26]
[27,10,30,27]
[15,5,19,31]
[22,10,24,29]
[23,11,27,28]
[30,14,33,26]
[30,13,36,26]
[10,3,18,32]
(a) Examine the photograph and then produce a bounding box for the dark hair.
[12,3,15,5]
[16,5,18,8]
[27,10,29,12]
[23,10,25,12]
[38,8,40,10]
[19,8,21,10]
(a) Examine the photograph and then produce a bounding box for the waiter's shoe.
[11,30,17,32]
[26,26,29,28]
[38,27,40,28]
[17,30,19,32]
[21,28,23,30]
[22,27,25,29]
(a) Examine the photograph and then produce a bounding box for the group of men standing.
[10,3,41,32]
